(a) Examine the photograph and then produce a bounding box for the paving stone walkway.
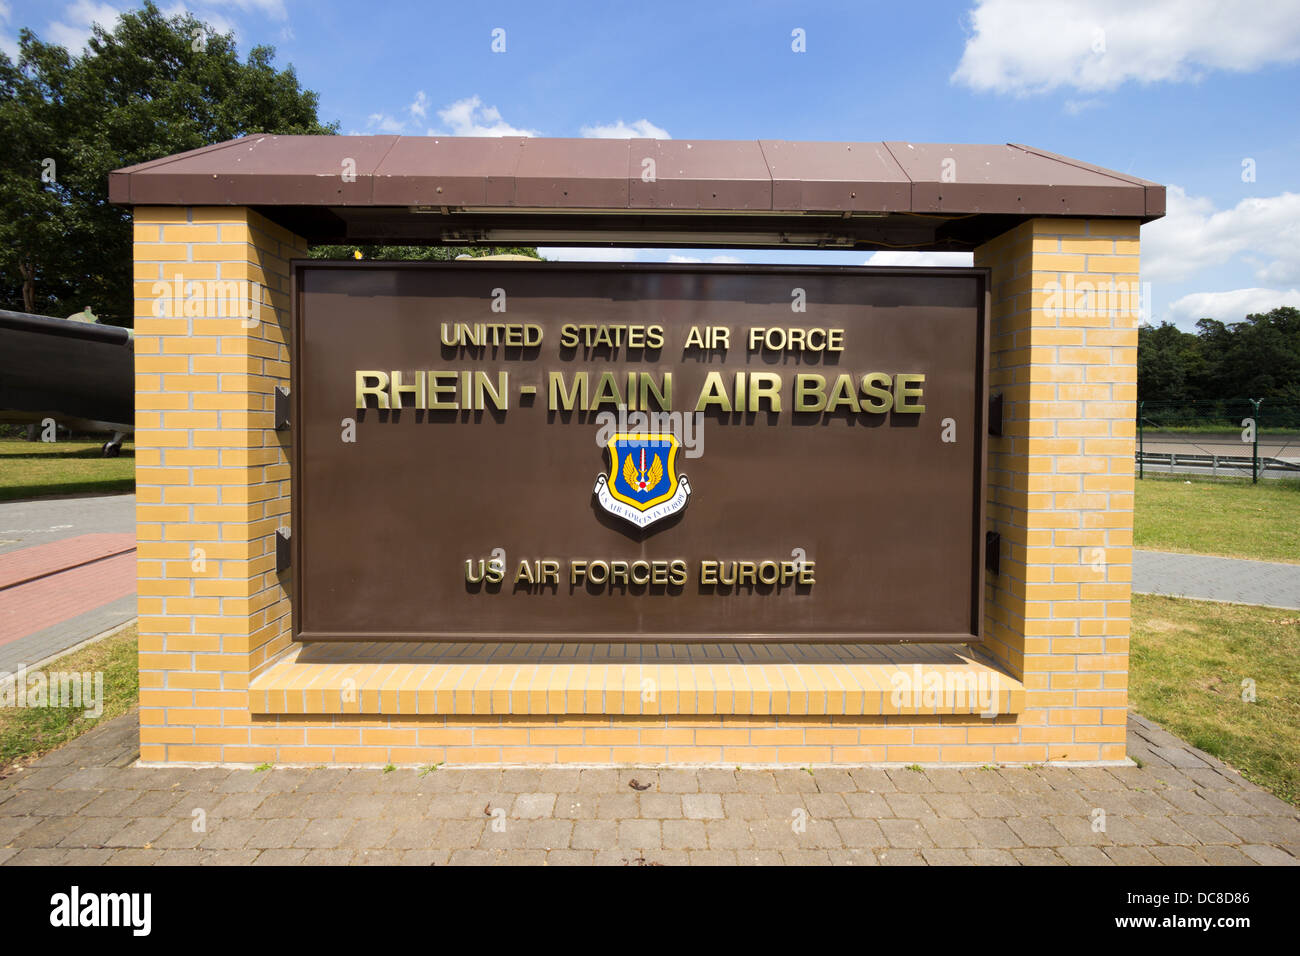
[1134,550,1300,610]
[0,710,1297,865]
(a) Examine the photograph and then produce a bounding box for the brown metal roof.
[109,136,1164,250]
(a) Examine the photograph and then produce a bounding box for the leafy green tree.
[308,245,541,262]
[0,2,335,325]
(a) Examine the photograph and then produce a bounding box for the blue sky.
[4,0,1299,329]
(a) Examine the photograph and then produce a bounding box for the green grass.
[0,437,135,502]
[1135,474,1300,564]
[0,626,139,775]
[1131,594,1300,807]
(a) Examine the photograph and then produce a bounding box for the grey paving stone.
[1149,846,1209,865]
[880,819,933,849]
[616,819,661,850]
[773,769,819,793]
[843,791,893,818]
[885,792,939,819]
[639,793,683,818]
[546,849,596,866]
[681,792,724,819]
[962,818,1024,849]
[877,848,926,865]
[292,817,354,849]
[781,848,833,865]
[252,848,309,865]
[386,819,440,850]
[246,817,309,849]
[657,769,700,794]
[735,770,780,793]
[300,848,356,865]
[662,819,707,849]
[521,819,573,850]
[552,795,595,819]
[105,816,173,848]
[595,792,638,819]
[966,848,1019,865]
[1007,817,1068,848]
[339,819,397,850]
[689,849,738,865]
[571,819,617,851]
[1057,845,1113,865]
[705,819,754,849]
[1012,848,1066,865]
[834,818,886,848]
[922,818,980,848]
[1198,844,1257,866]
[923,848,974,865]
[511,792,557,819]
[1104,845,1161,865]
[3,706,1295,868]
[886,769,936,793]
[1239,844,1298,865]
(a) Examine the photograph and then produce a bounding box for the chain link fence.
[1137,400,1300,482]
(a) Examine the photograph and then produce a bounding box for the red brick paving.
[0,534,136,645]
[0,533,134,589]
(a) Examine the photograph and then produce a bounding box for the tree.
[308,245,541,262]
[0,2,335,325]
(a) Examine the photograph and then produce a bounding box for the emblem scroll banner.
[595,473,691,528]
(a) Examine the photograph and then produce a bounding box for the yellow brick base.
[138,712,1120,767]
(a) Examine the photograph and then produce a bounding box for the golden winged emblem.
[595,433,691,527]
[622,448,663,493]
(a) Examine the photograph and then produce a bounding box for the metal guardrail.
[1135,451,1300,477]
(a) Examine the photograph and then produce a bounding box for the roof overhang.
[109,136,1165,250]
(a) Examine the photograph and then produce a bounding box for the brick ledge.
[247,643,1023,717]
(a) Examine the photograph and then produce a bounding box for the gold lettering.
[355,371,390,409]
[895,373,926,413]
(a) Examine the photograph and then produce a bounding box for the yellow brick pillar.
[974,218,1139,762]
[132,206,303,763]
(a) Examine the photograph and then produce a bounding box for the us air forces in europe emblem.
[593,433,692,529]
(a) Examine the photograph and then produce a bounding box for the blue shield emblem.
[593,433,692,529]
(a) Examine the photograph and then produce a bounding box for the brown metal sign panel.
[291,262,989,643]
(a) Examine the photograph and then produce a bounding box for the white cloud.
[366,112,405,134]
[433,95,537,137]
[581,119,670,139]
[0,1,17,59]
[408,90,428,120]
[1063,97,1102,115]
[1165,287,1300,326]
[161,4,237,39]
[221,0,287,19]
[952,0,1300,95]
[1142,187,1300,285]
[863,251,975,267]
[46,0,125,51]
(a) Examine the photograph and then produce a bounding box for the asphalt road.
[1138,431,1299,461]
[0,492,136,556]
